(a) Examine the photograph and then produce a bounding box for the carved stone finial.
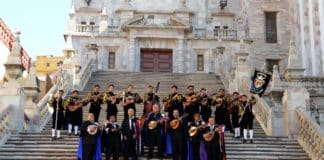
[284,40,305,82]
[4,32,24,81]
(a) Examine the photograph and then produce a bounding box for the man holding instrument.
[163,85,184,119]
[146,104,164,159]
[87,84,103,123]
[63,90,84,136]
[103,84,119,120]
[48,89,65,140]
[121,85,142,118]
[140,84,160,127]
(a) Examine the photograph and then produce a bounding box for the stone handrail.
[36,85,58,131]
[240,79,273,135]
[0,105,14,145]
[296,108,324,160]
[75,24,99,33]
[75,59,93,91]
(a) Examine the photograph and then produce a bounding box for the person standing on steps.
[102,115,121,160]
[197,88,212,122]
[78,113,101,160]
[240,95,257,143]
[145,104,165,159]
[229,92,243,138]
[162,85,185,120]
[103,84,120,121]
[121,85,142,118]
[122,108,140,160]
[63,90,84,136]
[48,89,65,140]
[86,84,103,123]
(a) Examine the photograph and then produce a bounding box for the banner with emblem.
[250,70,271,96]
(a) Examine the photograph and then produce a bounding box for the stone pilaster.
[177,39,185,73]
[268,65,285,136]
[22,66,40,131]
[129,37,136,72]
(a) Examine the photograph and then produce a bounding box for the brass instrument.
[203,127,219,142]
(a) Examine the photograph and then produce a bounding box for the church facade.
[63,0,292,74]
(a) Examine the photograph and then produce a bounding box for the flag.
[250,70,271,96]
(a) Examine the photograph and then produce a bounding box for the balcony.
[193,28,238,40]
[213,29,238,40]
[75,24,99,33]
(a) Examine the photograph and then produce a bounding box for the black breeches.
[172,134,186,160]
[52,111,64,129]
[148,130,162,156]
[83,143,97,160]
[124,137,137,160]
[89,104,101,122]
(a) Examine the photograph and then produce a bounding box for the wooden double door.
[140,49,173,72]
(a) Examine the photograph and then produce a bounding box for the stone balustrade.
[214,29,238,40]
[0,105,14,145]
[36,85,58,131]
[296,108,324,160]
[253,94,273,135]
[75,24,99,33]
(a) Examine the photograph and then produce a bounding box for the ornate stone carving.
[284,40,305,82]
[4,31,24,81]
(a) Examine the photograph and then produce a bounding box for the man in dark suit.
[146,104,164,159]
[102,115,121,160]
[80,113,99,160]
[122,108,139,160]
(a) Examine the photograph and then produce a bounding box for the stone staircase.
[0,71,310,159]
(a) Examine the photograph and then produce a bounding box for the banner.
[250,70,271,96]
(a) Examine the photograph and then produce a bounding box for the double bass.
[140,82,160,127]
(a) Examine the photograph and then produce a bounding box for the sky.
[0,0,71,61]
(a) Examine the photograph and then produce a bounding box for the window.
[266,59,280,72]
[197,55,204,71]
[46,63,50,67]
[90,22,95,25]
[265,12,277,43]
[108,52,116,69]
[214,26,220,37]
[81,21,86,25]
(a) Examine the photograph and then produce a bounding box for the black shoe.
[243,139,247,143]
[250,139,254,143]
[51,137,56,141]
[68,133,72,136]
[56,136,63,139]
[236,136,241,139]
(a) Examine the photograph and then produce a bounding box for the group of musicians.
[48,84,256,160]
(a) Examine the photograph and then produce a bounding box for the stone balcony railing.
[296,108,324,159]
[75,24,99,33]
[193,28,238,40]
[73,58,93,91]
